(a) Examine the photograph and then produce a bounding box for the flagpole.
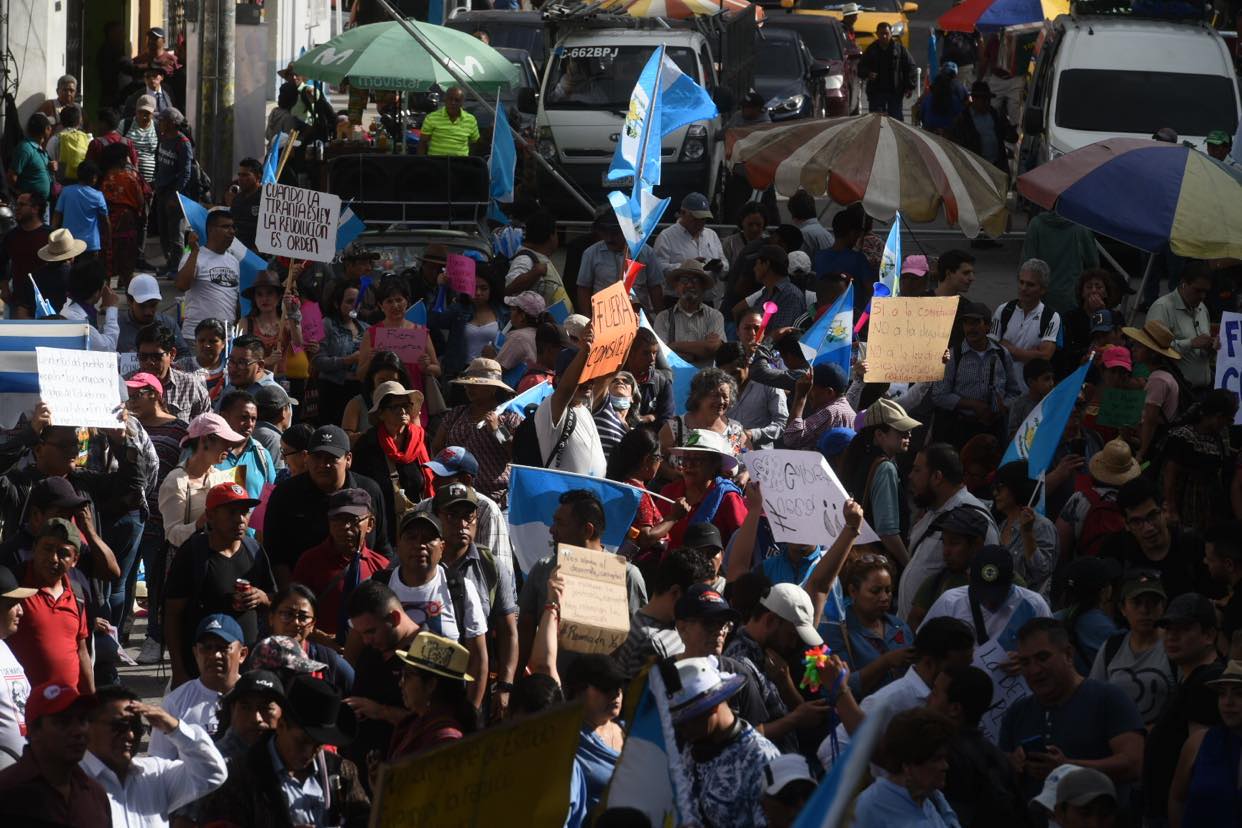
[510,463,679,505]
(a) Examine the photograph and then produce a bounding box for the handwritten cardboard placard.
[1096,388,1146,428]
[863,296,960,383]
[745,449,880,546]
[256,182,341,263]
[973,637,1031,743]
[557,543,630,654]
[373,700,582,827]
[36,347,123,429]
[582,280,638,383]
[300,299,325,344]
[1216,311,1242,424]
[374,325,429,365]
[446,253,477,296]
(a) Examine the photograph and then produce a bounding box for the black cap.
[1064,556,1120,597]
[0,565,35,600]
[1119,570,1166,602]
[675,583,742,623]
[307,425,350,458]
[959,300,991,321]
[281,422,315,452]
[969,545,1014,606]
[683,523,724,551]
[565,653,628,693]
[398,510,443,537]
[282,675,357,747]
[813,362,848,392]
[29,477,90,512]
[933,505,990,539]
[221,669,286,708]
[327,488,372,518]
[1158,593,1217,629]
[148,26,167,39]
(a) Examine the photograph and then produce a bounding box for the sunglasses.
[105,716,147,737]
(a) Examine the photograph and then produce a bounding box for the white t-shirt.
[0,640,30,766]
[989,300,1061,392]
[386,566,487,640]
[534,397,606,477]
[180,246,241,340]
[150,677,220,759]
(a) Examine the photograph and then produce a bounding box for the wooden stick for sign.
[274,129,299,182]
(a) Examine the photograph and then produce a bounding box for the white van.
[529,28,725,218]
[1019,15,1240,168]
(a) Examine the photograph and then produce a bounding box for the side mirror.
[809,65,831,79]
[903,1,919,11]
[516,87,539,115]
[1022,106,1044,136]
[713,87,737,116]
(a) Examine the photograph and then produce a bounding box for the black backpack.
[997,300,1062,348]
[511,403,575,468]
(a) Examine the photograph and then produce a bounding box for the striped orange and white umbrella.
[728,113,1008,238]
[603,0,765,21]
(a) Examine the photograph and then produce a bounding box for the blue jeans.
[105,510,145,633]
[132,529,168,642]
[867,90,905,120]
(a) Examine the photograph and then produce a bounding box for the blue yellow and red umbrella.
[1017,137,1242,259]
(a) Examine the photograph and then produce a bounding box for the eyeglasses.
[275,608,315,625]
[228,358,259,368]
[281,448,305,459]
[128,388,156,399]
[137,351,168,362]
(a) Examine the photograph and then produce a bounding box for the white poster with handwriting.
[36,347,123,429]
[257,183,341,263]
[745,449,880,547]
[973,637,1031,743]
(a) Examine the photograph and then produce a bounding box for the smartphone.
[1020,734,1047,754]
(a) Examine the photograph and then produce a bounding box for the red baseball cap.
[25,682,92,727]
[206,482,261,511]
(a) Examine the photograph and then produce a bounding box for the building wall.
[9,0,68,123]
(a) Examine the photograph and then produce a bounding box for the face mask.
[610,394,632,411]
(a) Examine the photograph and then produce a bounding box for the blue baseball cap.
[426,446,480,478]
[195,613,245,646]
[818,426,856,459]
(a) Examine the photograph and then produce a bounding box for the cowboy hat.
[1122,319,1181,360]
[668,259,716,290]
[396,631,474,682]
[1088,438,1141,486]
[38,228,87,262]
[450,357,514,393]
[240,270,286,301]
[670,429,739,475]
[367,380,426,416]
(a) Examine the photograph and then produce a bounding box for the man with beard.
[81,684,227,826]
[898,443,999,619]
[654,262,724,369]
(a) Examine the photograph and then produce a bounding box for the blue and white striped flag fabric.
[494,379,552,418]
[507,465,642,573]
[1002,358,1092,478]
[336,206,366,253]
[638,310,695,415]
[0,321,91,427]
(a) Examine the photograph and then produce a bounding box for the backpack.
[1076,482,1125,558]
[511,404,576,468]
[444,546,500,625]
[187,154,212,202]
[57,128,90,182]
[997,300,1064,349]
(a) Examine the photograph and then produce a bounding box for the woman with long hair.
[356,277,440,428]
[606,427,687,579]
[661,428,747,549]
[98,141,145,289]
[823,552,914,700]
[1170,661,1242,826]
[238,270,303,380]
[1163,389,1238,533]
[265,584,355,695]
[433,268,505,379]
[430,358,520,503]
[341,350,411,446]
[563,655,627,813]
[993,460,1058,597]
[315,279,369,430]
[351,381,432,545]
[390,632,479,760]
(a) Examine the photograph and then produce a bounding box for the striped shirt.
[125,121,158,183]
[613,609,684,679]
[420,108,480,157]
[593,406,629,459]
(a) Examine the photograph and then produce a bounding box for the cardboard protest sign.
[373,700,583,827]
[1217,312,1242,424]
[745,449,880,546]
[1096,388,1146,428]
[36,347,123,429]
[557,543,630,654]
[374,325,429,365]
[863,296,960,383]
[257,183,341,263]
[446,253,477,296]
[973,638,1031,743]
[582,280,638,383]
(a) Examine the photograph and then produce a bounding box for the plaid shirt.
[157,366,212,420]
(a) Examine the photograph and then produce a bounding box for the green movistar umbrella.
[290,21,520,92]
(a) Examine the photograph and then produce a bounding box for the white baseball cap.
[760,583,823,647]
[1030,764,1082,814]
[127,273,162,304]
[763,754,816,796]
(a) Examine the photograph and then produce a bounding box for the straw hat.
[1121,319,1180,360]
[1206,660,1242,689]
[451,357,514,393]
[667,259,716,290]
[1088,438,1141,486]
[38,228,87,262]
[367,380,425,416]
[396,631,474,682]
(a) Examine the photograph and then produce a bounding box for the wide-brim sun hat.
[668,657,746,724]
[670,428,739,475]
[241,270,285,302]
[367,380,426,416]
[396,631,474,682]
[1122,319,1180,360]
[450,357,514,393]
[1088,438,1141,486]
[668,259,716,290]
[38,228,87,262]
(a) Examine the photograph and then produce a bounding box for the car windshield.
[754,40,805,79]
[767,23,843,61]
[1055,69,1238,137]
[796,0,903,11]
[544,45,699,110]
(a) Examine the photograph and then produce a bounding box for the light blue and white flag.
[336,205,366,253]
[489,99,518,224]
[609,187,671,263]
[30,276,56,319]
[639,309,695,415]
[262,132,285,185]
[178,194,269,317]
[608,47,673,259]
[1003,358,1092,477]
[0,321,91,427]
[405,300,428,326]
[546,299,571,325]
[495,378,553,418]
[799,283,854,374]
[793,709,884,828]
[507,465,643,573]
[878,215,902,298]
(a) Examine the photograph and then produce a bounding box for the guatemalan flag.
[495,379,553,418]
[638,309,695,415]
[1003,357,1092,478]
[178,194,269,317]
[262,132,285,185]
[878,215,902,298]
[507,466,642,573]
[335,205,366,253]
[799,283,854,374]
[608,47,671,259]
[488,99,518,223]
[0,321,91,427]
